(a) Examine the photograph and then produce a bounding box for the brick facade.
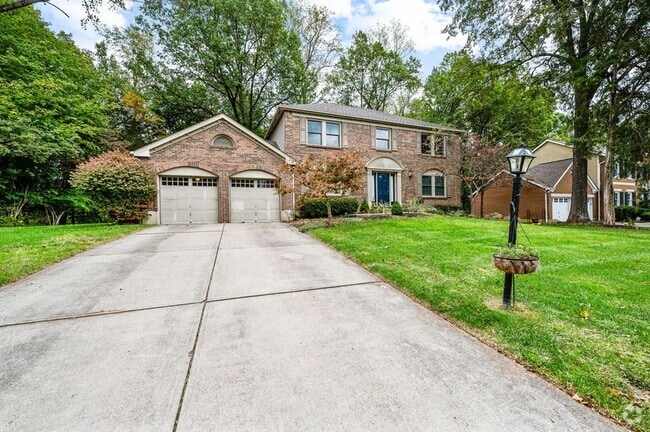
[140,119,291,223]
[472,173,548,221]
[276,111,462,207]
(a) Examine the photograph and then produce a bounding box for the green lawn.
[311,216,650,431]
[0,224,147,287]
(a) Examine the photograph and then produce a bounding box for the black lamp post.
[503,147,536,307]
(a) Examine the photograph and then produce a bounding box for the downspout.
[292,172,296,217]
[544,190,549,223]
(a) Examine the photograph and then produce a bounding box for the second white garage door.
[230,178,280,222]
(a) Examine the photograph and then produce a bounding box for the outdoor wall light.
[408,168,413,178]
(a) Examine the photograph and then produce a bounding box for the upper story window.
[421,171,446,197]
[308,120,340,147]
[375,128,391,150]
[212,135,233,147]
[420,133,446,157]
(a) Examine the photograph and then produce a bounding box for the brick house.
[471,139,640,222]
[133,104,464,224]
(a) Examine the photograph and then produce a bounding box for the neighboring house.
[471,139,644,222]
[471,158,599,222]
[610,161,639,207]
[133,104,464,224]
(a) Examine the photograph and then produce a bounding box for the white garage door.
[160,177,218,224]
[230,179,280,222]
[552,197,570,221]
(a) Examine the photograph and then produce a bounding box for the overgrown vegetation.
[0,224,146,286]
[312,217,650,431]
[71,150,156,223]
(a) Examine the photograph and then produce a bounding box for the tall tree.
[133,0,307,135]
[0,7,110,222]
[440,0,650,222]
[287,0,341,103]
[415,51,557,146]
[326,30,421,112]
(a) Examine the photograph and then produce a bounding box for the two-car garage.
[158,168,280,224]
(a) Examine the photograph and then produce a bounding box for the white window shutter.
[342,123,348,148]
[370,126,376,148]
[391,129,396,150]
[446,175,452,197]
[417,175,423,196]
[299,117,306,144]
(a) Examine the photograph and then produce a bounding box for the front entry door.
[375,173,390,203]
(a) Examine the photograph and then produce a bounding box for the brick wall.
[472,173,547,221]
[140,119,290,223]
[280,112,463,207]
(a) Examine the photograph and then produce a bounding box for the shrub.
[360,198,370,213]
[403,198,422,212]
[614,206,641,222]
[640,211,650,222]
[436,205,462,214]
[299,197,359,218]
[71,150,156,223]
[391,201,403,215]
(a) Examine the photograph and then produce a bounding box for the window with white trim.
[421,171,445,197]
[420,133,446,156]
[375,128,391,150]
[307,120,340,147]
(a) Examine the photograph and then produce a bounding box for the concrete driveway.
[0,223,624,431]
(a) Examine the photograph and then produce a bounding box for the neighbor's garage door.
[552,197,570,221]
[160,176,218,224]
[230,179,280,222]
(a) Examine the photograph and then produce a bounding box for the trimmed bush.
[360,198,370,213]
[299,197,359,218]
[640,211,650,222]
[614,206,641,222]
[391,201,403,215]
[72,150,156,223]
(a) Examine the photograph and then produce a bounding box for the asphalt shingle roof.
[276,103,462,132]
[523,158,572,189]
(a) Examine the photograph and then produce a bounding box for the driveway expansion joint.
[172,227,224,432]
[207,280,382,303]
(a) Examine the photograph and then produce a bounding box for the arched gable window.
[212,135,233,147]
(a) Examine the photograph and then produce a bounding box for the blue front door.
[375,173,390,203]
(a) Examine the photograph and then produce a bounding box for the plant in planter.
[493,244,540,274]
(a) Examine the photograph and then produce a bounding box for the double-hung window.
[421,171,446,197]
[375,128,391,150]
[308,120,340,147]
[420,134,446,156]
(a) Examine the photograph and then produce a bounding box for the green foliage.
[0,8,111,222]
[494,244,539,260]
[414,51,556,146]
[127,0,307,135]
[641,211,650,222]
[299,197,359,218]
[615,206,645,222]
[391,201,403,215]
[72,151,156,223]
[327,30,421,111]
[360,198,370,213]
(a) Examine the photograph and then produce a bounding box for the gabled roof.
[132,113,292,162]
[523,158,573,189]
[266,103,465,138]
[532,139,572,153]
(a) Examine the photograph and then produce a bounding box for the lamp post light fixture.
[503,147,536,307]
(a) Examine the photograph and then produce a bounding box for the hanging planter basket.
[492,255,540,274]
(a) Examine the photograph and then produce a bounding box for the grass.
[311,216,650,431]
[0,223,147,287]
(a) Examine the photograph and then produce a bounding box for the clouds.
[306,0,466,54]
[36,0,131,51]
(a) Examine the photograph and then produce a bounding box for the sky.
[36,0,467,77]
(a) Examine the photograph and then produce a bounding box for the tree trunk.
[602,148,615,225]
[326,199,333,224]
[0,0,44,13]
[567,86,592,223]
